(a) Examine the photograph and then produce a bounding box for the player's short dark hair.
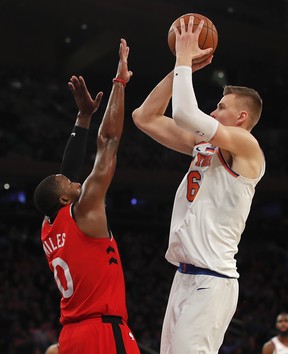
[33,175,62,217]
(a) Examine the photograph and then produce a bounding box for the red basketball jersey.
[41,205,128,325]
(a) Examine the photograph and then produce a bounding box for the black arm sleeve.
[60,126,89,182]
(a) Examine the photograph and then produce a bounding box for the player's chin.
[72,190,81,202]
[78,188,83,198]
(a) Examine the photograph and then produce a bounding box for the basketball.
[167,13,218,64]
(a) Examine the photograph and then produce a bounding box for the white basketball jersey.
[165,142,265,278]
[271,336,288,354]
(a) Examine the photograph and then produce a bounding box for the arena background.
[0,0,288,353]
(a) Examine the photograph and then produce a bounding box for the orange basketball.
[167,13,218,64]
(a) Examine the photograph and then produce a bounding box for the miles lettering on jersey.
[43,233,66,257]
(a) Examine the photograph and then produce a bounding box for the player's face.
[276,314,288,334]
[56,174,81,203]
[210,94,243,127]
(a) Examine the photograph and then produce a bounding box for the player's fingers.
[172,23,179,36]
[67,82,75,91]
[192,55,213,73]
[202,47,213,55]
[119,38,127,57]
[179,18,186,33]
[78,76,89,93]
[193,47,213,61]
[194,20,204,37]
[94,92,103,106]
[69,76,82,93]
[188,16,194,32]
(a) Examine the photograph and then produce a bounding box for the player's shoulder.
[262,339,275,354]
[45,343,59,354]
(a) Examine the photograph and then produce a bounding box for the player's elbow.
[132,107,141,125]
[132,107,146,129]
[172,109,190,130]
[97,134,120,152]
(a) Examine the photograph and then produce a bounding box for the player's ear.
[59,196,70,205]
[237,111,248,125]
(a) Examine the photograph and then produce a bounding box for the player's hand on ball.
[192,55,213,73]
[168,13,218,65]
[174,16,213,66]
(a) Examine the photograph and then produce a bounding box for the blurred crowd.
[1,67,288,176]
[0,199,288,354]
[1,69,288,354]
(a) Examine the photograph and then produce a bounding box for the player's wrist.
[75,112,92,126]
[112,77,127,87]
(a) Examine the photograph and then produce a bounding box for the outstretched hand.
[114,38,133,84]
[68,76,103,117]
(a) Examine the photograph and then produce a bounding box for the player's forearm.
[60,125,89,181]
[172,66,218,142]
[132,71,173,127]
[98,83,124,142]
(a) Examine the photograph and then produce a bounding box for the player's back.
[41,204,128,325]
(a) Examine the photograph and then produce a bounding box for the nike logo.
[195,130,204,137]
[196,147,201,151]
[197,287,210,291]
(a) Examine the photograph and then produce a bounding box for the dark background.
[1,0,288,190]
[0,0,288,353]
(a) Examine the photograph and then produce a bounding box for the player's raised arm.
[74,38,132,237]
[60,77,103,182]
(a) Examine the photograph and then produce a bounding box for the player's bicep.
[210,124,256,156]
[74,146,116,234]
[138,115,197,155]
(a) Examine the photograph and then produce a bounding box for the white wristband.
[172,66,218,142]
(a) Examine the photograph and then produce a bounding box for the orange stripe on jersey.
[217,148,239,177]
